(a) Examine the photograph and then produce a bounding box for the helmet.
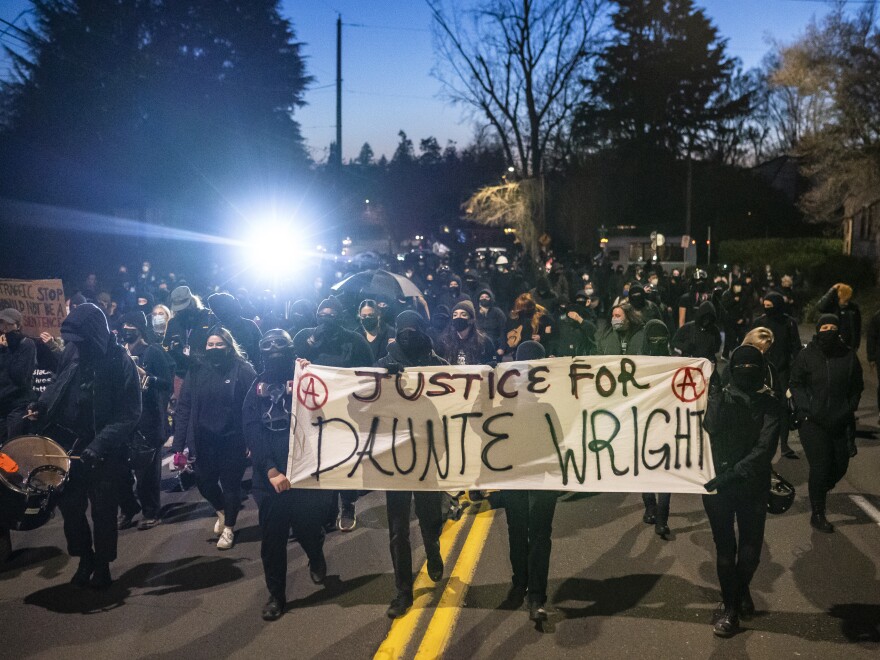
[692,268,708,282]
[259,328,293,354]
[768,470,795,514]
[496,255,509,266]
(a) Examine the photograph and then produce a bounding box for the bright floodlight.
[243,220,300,274]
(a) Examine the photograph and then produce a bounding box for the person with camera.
[27,303,142,588]
[117,311,172,531]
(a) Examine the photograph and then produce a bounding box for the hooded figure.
[438,275,472,310]
[789,313,863,533]
[530,276,559,314]
[286,299,315,338]
[475,289,507,348]
[243,328,333,621]
[700,343,780,637]
[628,282,663,323]
[29,303,141,588]
[672,300,721,363]
[644,319,671,357]
[436,300,496,366]
[208,292,263,371]
[751,292,801,375]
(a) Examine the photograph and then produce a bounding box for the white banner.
[287,356,715,493]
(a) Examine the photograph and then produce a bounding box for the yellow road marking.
[412,503,496,660]
[374,507,473,660]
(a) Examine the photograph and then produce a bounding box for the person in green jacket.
[596,302,646,356]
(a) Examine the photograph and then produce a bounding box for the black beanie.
[515,340,546,361]
[452,300,476,319]
[816,313,839,332]
[121,311,149,337]
[729,344,763,370]
[396,310,428,334]
[317,296,343,315]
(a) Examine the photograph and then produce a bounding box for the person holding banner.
[702,344,780,638]
[641,319,673,538]
[596,302,646,356]
[375,310,447,619]
[500,340,560,623]
[244,331,331,622]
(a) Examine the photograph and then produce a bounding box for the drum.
[0,435,70,531]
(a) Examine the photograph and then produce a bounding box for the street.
[3,344,879,660]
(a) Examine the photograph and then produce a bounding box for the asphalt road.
[2,332,879,659]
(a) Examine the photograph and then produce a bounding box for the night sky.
[0,0,858,161]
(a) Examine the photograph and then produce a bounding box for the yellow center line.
[412,502,496,660]
[374,506,474,660]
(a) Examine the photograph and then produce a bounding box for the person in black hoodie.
[27,303,142,588]
[790,314,863,533]
[628,282,663,323]
[243,329,331,621]
[172,326,257,550]
[751,291,802,459]
[357,299,395,362]
[816,283,861,351]
[702,344,780,638]
[641,320,673,538]
[117,312,173,531]
[292,296,373,532]
[208,292,263,371]
[376,310,447,619]
[475,289,507,349]
[672,301,722,363]
[164,286,216,380]
[0,308,36,443]
[436,300,496,366]
[437,275,471,310]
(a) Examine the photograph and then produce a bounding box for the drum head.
[0,435,70,493]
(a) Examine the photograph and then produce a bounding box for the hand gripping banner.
[287,356,715,493]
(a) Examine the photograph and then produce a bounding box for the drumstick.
[32,454,81,461]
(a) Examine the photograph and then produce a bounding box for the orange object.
[0,451,20,474]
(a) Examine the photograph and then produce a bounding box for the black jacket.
[703,385,779,494]
[435,325,496,365]
[867,310,880,364]
[474,290,507,348]
[672,301,722,363]
[0,333,36,411]
[751,312,801,373]
[293,324,374,368]
[129,342,173,444]
[790,337,863,430]
[38,305,141,457]
[173,356,257,455]
[376,338,448,369]
[358,323,395,363]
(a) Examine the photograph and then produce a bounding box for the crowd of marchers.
[0,246,872,638]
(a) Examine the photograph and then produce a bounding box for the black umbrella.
[331,269,423,300]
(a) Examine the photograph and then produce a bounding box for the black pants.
[259,488,331,601]
[503,490,558,605]
[57,457,125,563]
[777,369,792,455]
[118,448,162,520]
[641,493,671,523]
[798,419,850,509]
[386,490,443,598]
[194,445,246,527]
[702,487,767,611]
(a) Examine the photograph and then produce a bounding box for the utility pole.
[335,15,342,169]
[685,157,693,263]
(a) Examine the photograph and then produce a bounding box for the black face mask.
[451,317,470,332]
[361,317,379,332]
[449,286,459,295]
[3,330,23,352]
[699,315,714,329]
[731,365,764,393]
[764,305,780,316]
[397,329,431,359]
[479,299,491,309]
[206,348,230,367]
[816,330,838,352]
[316,315,340,331]
[647,337,668,356]
[629,293,645,309]
[121,330,139,345]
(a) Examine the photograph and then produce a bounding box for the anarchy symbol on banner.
[297,373,329,411]
[671,366,706,403]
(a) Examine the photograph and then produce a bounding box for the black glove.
[80,447,101,469]
[385,362,404,375]
[704,470,736,492]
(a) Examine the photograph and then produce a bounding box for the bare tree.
[463,179,543,256]
[428,0,607,178]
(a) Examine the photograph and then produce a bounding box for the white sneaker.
[217,527,234,550]
[213,511,225,535]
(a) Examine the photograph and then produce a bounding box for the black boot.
[528,598,548,622]
[654,519,670,538]
[810,505,834,533]
[712,607,739,637]
[70,553,95,587]
[739,587,755,618]
[386,593,414,619]
[90,561,112,589]
[642,503,657,524]
[262,595,285,621]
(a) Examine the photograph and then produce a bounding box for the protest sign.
[287,356,715,494]
[0,279,67,338]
